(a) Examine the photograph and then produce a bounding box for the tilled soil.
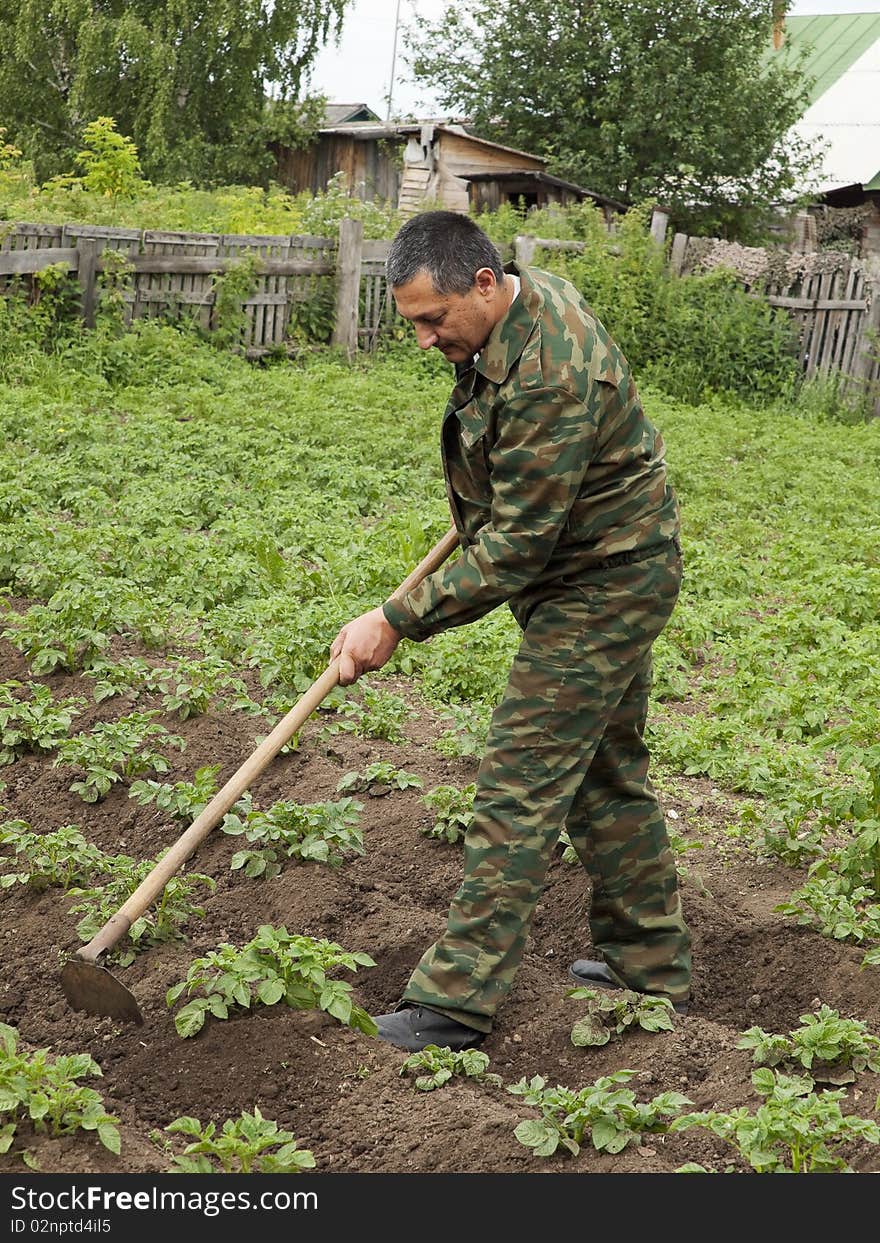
[2,638,879,1177]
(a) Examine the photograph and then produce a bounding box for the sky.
[308,0,880,120]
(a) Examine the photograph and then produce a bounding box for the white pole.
[386,0,403,120]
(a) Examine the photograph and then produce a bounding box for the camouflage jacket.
[382,264,680,641]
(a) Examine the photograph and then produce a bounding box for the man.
[330,210,691,1052]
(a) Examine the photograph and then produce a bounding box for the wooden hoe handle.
[77,526,460,962]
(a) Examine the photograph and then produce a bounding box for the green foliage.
[322,684,415,744]
[221,793,364,878]
[75,118,145,202]
[69,854,215,966]
[400,1046,502,1093]
[154,1107,316,1174]
[336,761,423,795]
[128,764,224,825]
[209,257,260,354]
[509,1070,691,1157]
[433,702,490,760]
[89,655,254,717]
[0,821,108,891]
[420,783,476,844]
[776,876,880,946]
[567,987,676,1047]
[407,0,819,240]
[671,1068,880,1173]
[0,5,351,185]
[54,712,186,802]
[2,581,170,675]
[541,211,799,404]
[166,925,376,1038]
[0,1023,120,1156]
[737,1006,880,1080]
[0,681,84,764]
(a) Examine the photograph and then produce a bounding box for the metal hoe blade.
[60,957,144,1025]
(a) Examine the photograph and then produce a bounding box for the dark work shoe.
[569,959,690,1016]
[373,1005,486,1052]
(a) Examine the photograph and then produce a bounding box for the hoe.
[60,527,459,1024]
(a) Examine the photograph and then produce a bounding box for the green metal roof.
[782,13,880,104]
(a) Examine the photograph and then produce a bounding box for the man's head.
[386,211,510,363]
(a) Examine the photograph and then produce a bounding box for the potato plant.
[400,1046,502,1093]
[737,1005,880,1081]
[0,821,110,891]
[153,1108,315,1174]
[420,783,476,844]
[672,1069,880,1173]
[129,763,223,825]
[509,1070,691,1157]
[567,986,676,1047]
[0,681,85,764]
[337,761,423,795]
[321,684,415,744]
[68,853,215,965]
[0,1023,120,1159]
[166,925,377,1038]
[221,794,364,877]
[54,711,186,801]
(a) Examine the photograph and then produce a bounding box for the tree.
[404,0,821,239]
[0,1,350,185]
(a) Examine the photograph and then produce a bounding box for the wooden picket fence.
[0,221,337,356]
[668,231,880,406]
[2,218,878,410]
[517,230,880,411]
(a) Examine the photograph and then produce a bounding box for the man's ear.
[474,267,498,297]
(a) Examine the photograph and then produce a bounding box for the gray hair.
[386,210,504,295]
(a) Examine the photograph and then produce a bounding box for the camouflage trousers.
[401,540,692,1033]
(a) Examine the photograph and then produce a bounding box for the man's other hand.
[330,607,402,685]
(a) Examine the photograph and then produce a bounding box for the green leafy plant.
[152,658,251,719]
[221,793,364,878]
[336,761,423,795]
[671,1068,880,1173]
[68,853,215,965]
[420,783,476,844]
[737,796,826,867]
[508,1070,690,1157]
[153,1107,315,1173]
[166,925,377,1038]
[322,684,415,744]
[0,1023,120,1156]
[2,582,168,675]
[434,702,490,759]
[129,764,223,825]
[0,821,109,891]
[75,117,146,203]
[567,986,676,1047]
[400,1045,502,1093]
[737,1005,880,1082]
[0,681,85,764]
[776,875,880,945]
[54,711,186,801]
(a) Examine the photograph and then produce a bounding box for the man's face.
[391,267,501,364]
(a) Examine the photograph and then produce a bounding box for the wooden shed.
[273,119,624,222]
